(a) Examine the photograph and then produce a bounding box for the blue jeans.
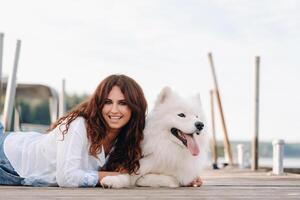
[0,123,24,185]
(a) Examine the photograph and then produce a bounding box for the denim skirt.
[0,124,24,185]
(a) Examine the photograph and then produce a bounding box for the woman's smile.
[102,86,132,132]
[108,115,123,122]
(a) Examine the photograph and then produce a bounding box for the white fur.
[100,87,209,188]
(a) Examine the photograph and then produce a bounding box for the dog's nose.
[195,121,204,131]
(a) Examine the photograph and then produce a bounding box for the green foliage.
[18,101,32,123]
[15,93,88,125]
[17,100,50,125]
[31,101,51,125]
[66,93,88,111]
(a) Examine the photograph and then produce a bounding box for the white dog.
[101,87,209,188]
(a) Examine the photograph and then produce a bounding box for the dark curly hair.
[48,74,147,174]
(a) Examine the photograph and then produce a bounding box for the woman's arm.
[56,118,100,187]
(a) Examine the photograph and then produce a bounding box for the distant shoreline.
[217,157,300,168]
[215,141,300,158]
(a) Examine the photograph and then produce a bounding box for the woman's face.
[102,86,132,133]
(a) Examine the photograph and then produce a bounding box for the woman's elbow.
[56,172,79,187]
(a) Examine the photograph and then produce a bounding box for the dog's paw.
[136,174,180,188]
[100,174,130,189]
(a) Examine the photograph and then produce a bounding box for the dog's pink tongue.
[185,134,200,156]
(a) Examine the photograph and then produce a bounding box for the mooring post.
[59,78,66,117]
[49,87,59,123]
[2,40,21,131]
[272,139,285,175]
[208,52,233,165]
[210,89,218,169]
[251,56,260,170]
[237,144,245,169]
[0,33,4,98]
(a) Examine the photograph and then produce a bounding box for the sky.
[0,0,300,143]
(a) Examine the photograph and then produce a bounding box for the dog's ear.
[155,86,172,106]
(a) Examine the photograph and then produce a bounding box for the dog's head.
[146,87,207,157]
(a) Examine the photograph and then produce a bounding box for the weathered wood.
[2,40,21,131]
[208,52,233,165]
[1,169,299,199]
[59,78,66,117]
[252,56,260,170]
[210,89,218,167]
[0,33,3,99]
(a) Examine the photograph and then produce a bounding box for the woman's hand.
[116,166,128,173]
[187,177,203,187]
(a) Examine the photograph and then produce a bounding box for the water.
[259,157,300,168]
[217,157,300,168]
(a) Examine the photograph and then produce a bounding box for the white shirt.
[3,117,106,187]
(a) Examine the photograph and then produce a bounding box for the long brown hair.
[48,74,147,174]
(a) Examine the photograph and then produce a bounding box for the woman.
[0,74,147,187]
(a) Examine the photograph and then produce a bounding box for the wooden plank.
[0,169,299,199]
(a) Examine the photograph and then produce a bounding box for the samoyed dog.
[101,87,209,188]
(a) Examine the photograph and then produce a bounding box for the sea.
[217,157,300,168]
[216,141,300,168]
[259,157,300,168]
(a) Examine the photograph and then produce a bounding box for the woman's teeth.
[109,116,122,119]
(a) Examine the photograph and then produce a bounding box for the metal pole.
[2,40,21,131]
[0,33,4,100]
[59,78,66,117]
[252,56,260,170]
[208,52,233,165]
[49,87,59,123]
[210,89,218,169]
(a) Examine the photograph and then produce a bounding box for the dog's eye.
[178,113,186,118]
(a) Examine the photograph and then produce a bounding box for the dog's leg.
[100,174,132,189]
[136,173,180,188]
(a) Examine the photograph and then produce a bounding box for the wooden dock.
[0,168,299,199]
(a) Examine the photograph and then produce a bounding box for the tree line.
[1,93,88,125]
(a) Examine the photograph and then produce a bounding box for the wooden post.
[0,33,4,98]
[208,52,233,165]
[2,40,21,131]
[49,87,59,123]
[210,89,218,169]
[252,56,260,170]
[59,78,66,117]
